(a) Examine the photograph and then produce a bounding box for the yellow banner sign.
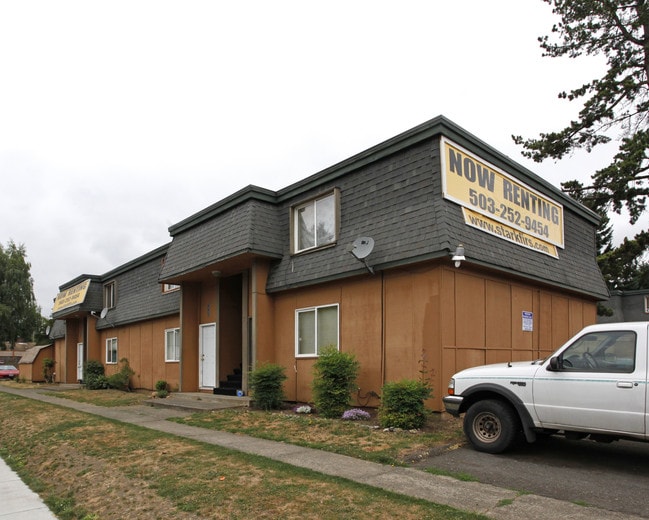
[442,138,564,249]
[53,279,91,312]
[462,208,559,258]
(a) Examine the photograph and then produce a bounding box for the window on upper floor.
[295,304,339,357]
[162,283,180,293]
[291,190,339,253]
[644,295,649,314]
[103,281,116,309]
[106,337,118,364]
[165,328,180,362]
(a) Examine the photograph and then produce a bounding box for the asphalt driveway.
[412,435,649,518]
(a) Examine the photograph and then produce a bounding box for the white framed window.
[292,190,339,253]
[103,281,116,309]
[295,304,339,357]
[106,337,118,364]
[165,328,181,362]
[644,295,649,314]
[163,283,180,293]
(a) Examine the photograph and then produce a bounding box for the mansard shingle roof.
[140,116,610,300]
[159,187,283,281]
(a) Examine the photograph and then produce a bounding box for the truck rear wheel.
[464,399,520,454]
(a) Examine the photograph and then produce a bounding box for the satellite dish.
[351,237,374,260]
[349,237,375,275]
[45,326,51,336]
[100,307,108,319]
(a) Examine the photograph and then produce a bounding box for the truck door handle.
[616,381,635,388]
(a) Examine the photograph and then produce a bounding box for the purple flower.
[341,409,371,421]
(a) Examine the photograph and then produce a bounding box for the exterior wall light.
[451,244,465,268]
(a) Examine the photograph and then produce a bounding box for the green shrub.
[84,360,108,390]
[378,379,431,429]
[312,347,360,418]
[42,357,55,383]
[106,358,135,391]
[249,363,287,410]
[155,380,169,398]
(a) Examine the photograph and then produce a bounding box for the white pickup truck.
[443,322,649,453]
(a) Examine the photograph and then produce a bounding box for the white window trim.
[163,283,180,293]
[295,303,339,358]
[106,337,118,365]
[165,328,181,362]
[103,281,116,309]
[291,188,340,254]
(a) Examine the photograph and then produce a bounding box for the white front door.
[77,342,84,382]
[199,323,217,388]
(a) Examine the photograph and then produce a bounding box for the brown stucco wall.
[98,314,180,391]
[270,261,597,411]
[53,337,67,383]
[180,282,201,391]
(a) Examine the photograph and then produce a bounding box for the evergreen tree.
[0,241,42,348]
[513,1,649,290]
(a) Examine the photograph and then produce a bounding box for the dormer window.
[103,281,116,309]
[292,189,339,253]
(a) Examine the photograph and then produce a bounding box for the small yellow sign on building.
[53,279,91,312]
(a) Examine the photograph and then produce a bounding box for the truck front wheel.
[464,400,520,454]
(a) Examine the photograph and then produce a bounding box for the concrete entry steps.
[145,391,251,412]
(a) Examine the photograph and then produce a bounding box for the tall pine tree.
[513,0,649,290]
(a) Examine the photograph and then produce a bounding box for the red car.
[0,365,19,379]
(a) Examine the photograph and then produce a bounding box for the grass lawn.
[30,384,466,466]
[171,407,464,466]
[0,389,483,520]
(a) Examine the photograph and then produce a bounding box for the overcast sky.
[0,1,636,316]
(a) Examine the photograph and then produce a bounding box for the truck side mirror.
[547,357,560,371]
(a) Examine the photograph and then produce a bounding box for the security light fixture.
[451,244,465,268]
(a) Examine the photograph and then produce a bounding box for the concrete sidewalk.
[0,385,642,520]
[0,456,57,519]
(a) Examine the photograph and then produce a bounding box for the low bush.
[42,357,55,383]
[106,358,135,391]
[155,380,169,398]
[84,360,108,390]
[378,379,431,429]
[249,363,287,410]
[312,347,360,419]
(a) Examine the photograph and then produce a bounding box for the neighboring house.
[0,352,24,366]
[598,289,649,323]
[50,116,608,410]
